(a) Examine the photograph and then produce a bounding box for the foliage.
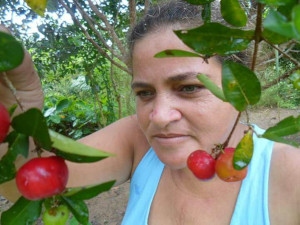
[23,18,134,138]
[163,0,300,166]
[1,0,300,224]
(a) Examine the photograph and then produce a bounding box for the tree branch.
[57,0,130,74]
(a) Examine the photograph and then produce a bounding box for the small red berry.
[16,156,69,200]
[187,150,216,180]
[215,147,247,182]
[0,103,10,143]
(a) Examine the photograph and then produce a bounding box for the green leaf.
[174,23,254,56]
[278,0,299,19]
[49,129,113,163]
[0,131,29,184]
[0,32,24,72]
[56,99,71,112]
[155,49,203,58]
[197,74,226,101]
[222,61,261,111]
[1,197,43,225]
[263,9,300,40]
[6,131,29,158]
[292,5,300,35]
[220,0,247,27]
[233,129,254,170]
[11,108,52,150]
[256,0,295,7]
[61,196,89,225]
[63,180,116,200]
[262,115,300,147]
[262,29,291,44]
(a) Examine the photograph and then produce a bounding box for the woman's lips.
[152,133,189,146]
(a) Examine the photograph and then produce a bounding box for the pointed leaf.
[63,180,116,200]
[155,49,203,58]
[233,129,254,170]
[222,61,261,111]
[49,129,113,163]
[0,132,29,184]
[1,197,43,225]
[61,196,89,225]
[11,108,52,150]
[174,23,254,56]
[221,0,247,27]
[197,74,226,101]
[0,32,24,72]
[262,115,300,147]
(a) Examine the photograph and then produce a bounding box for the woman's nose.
[149,96,181,128]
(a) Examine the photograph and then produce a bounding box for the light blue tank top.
[122,126,274,225]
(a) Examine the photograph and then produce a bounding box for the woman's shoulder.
[271,142,300,182]
[269,142,300,223]
[272,142,300,170]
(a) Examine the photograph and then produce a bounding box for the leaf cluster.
[158,0,300,169]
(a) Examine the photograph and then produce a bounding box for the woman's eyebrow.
[131,81,151,90]
[167,72,201,82]
[131,72,205,89]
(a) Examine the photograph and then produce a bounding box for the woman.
[1,1,300,224]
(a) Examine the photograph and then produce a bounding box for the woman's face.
[131,28,239,169]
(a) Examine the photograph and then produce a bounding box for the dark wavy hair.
[126,0,202,68]
[126,0,250,71]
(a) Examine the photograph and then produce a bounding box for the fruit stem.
[211,112,241,159]
[222,112,241,149]
[1,72,25,111]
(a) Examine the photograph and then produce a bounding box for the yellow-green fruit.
[42,205,70,225]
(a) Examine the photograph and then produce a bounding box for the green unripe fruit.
[42,205,70,225]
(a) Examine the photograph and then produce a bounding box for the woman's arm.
[0,25,150,202]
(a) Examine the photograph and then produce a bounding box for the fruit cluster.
[1,102,71,224]
[187,147,247,182]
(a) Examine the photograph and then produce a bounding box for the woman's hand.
[0,25,44,114]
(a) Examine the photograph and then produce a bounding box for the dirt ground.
[0,108,299,225]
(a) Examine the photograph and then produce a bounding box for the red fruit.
[16,156,69,200]
[0,103,10,143]
[215,147,247,182]
[187,150,216,180]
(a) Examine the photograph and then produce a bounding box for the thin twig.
[1,72,24,111]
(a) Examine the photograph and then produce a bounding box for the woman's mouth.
[152,133,189,146]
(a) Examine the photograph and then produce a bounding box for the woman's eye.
[180,85,203,93]
[135,90,154,99]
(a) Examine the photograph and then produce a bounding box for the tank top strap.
[121,148,164,225]
[230,125,273,225]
